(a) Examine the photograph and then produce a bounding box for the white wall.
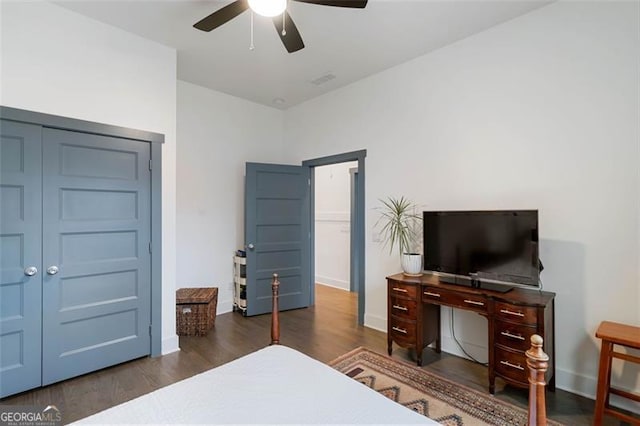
[284,0,640,405]
[0,1,180,354]
[176,81,284,313]
[315,161,357,290]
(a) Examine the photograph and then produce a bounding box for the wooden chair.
[594,321,640,425]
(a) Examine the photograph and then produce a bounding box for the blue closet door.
[41,129,152,385]
[0,121,43,398]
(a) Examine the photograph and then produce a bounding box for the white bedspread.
[76,345,436,425]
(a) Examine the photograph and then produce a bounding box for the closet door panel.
[0,120,43,398]
[41,128,151,385]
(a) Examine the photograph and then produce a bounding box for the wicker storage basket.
[176,287,218,336]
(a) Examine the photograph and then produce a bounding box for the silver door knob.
[247,243,255,250]
[24,266,38,276]
[47,265,59,275]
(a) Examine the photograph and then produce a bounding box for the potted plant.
[376,196,423,276]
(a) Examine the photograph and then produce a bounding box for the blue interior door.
[245,163,310,316]
[41,129,152,385]
[0,121,43,398]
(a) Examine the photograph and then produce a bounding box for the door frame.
[302,150,366,325]
[349,167,359,294]
[0,106,164,356]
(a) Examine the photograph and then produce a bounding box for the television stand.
[387,273,555,394]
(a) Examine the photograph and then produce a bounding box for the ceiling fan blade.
[293,0,367,8]
[273,11,305,53]
[194,0,249,32]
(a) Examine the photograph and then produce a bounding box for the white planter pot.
[401,253,422,276]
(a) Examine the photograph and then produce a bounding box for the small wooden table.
[594,321,640,425]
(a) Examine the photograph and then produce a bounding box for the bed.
[76,275,549,425]
[77,344,433,424]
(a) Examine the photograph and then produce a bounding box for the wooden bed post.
[270,273,280,345]
[526,334,549,426]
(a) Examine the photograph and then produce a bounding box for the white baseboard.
[364,313,387,333]
[217,298,233,315]
[607,392,640,415]
[438,335,490,364]
[555,368,640,415]
[555,367,597,399]
[315,276,349,291]
[162,335,180,355]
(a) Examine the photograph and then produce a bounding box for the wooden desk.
[387,273,555,394]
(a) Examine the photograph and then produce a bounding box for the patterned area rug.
[329,347,562,426]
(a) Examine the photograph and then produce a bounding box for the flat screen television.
[423,210,539,291]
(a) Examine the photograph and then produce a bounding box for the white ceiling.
[54,0,551,109]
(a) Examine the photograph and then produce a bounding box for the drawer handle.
[501,331,525,341]
[392,287,408,293]
[392,326,408,334]
[464,299,485,306]
[500,360,524,371]
[500,308,525,317]
[424,291,441,298]
[392,304,408,312]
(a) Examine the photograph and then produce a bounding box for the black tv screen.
[423,210,539,287]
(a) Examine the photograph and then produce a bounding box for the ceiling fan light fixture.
[248,0,287,17]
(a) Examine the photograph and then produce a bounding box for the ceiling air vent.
[310,73,336,86]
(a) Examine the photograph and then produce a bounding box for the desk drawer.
[422,287,488,314]
[494,347,528,385]
[495,301,538,325]
[389,297,418,319]
[389,282,418,300]
[495,320,537,352]
[389,316,417,344]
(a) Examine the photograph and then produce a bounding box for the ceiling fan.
[194,0,368,53]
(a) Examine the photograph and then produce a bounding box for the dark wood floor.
[1,284,630,425]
